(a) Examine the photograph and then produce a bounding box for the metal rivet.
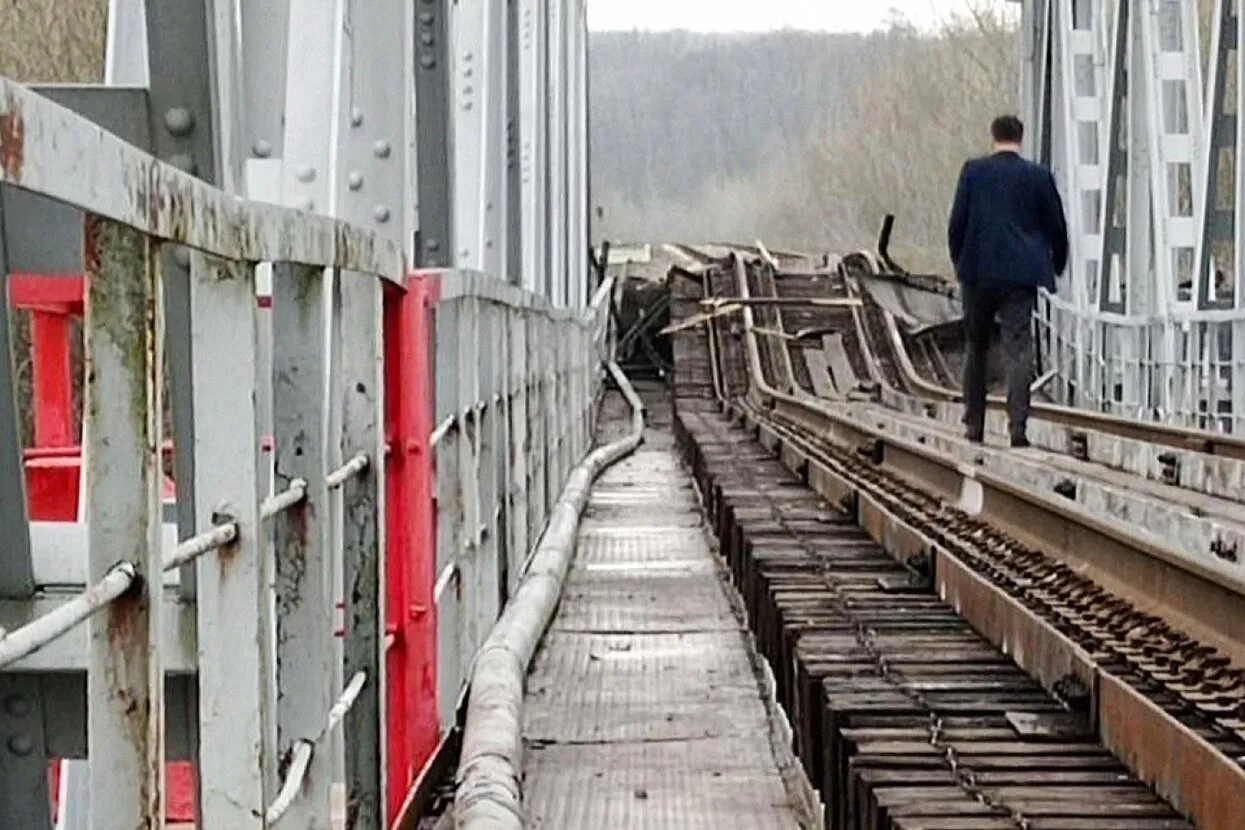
[350,108,364,127]
[419,12,434,23]
[464,52,474,61]
[164,107,195,136]
[3,695,30,717]
[253,139,273,158]
[464,102,474,111]
[464,68,474,79]
[427,239,441,251]
[7,734,33,756]
[421,56,437,69]
[374,205,391,223]
[296,165,316,183]
[421,33,434,46]
[169,154,197,174]
[373,140,392,159]
[348,171,364,191]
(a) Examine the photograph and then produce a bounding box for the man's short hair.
[991,115,1024,144]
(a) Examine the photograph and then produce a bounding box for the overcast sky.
[587,1,990,33]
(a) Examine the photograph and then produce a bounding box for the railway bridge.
[0,1,1244,829]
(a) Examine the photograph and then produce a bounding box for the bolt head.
[350,108,364,127]
[253,139,274,158]
[164,107,195,136]
[168,154,197,175]
[3,695,30,717]
[348,171,364,191]
[421,56,437,69]
[296,165,316,183]
[373,140,392,159]
[421,32,434,45]
[374,205,391,223]
[7,734,33,756]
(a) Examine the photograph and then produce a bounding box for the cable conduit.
[452,360,646,829]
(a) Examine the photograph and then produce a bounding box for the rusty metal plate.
[1098,671,1245,830]
[932,544,1099,718]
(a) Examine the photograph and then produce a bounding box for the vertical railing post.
[271,263,334,828]
[458,292,482,667]
[82,216,164,830]
[336,273,387,828]
[433,290,461,729]
[382,275,440,819]
[190,254,273,828]
[506,304,528,592]
[538,313,554,524]
[477,298,501,621]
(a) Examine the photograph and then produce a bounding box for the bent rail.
[453,362,646,829]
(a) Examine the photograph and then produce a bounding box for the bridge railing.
[426,272,612,734]
[1037,293,1245,433]
[0,75,613,829]
[0,71,401,830]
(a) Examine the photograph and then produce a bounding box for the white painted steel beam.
[0,78,404,279]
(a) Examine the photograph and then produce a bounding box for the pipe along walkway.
[454,376,814,828]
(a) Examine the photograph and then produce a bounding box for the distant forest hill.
[588,17,1020,273]
[588,30,871,208]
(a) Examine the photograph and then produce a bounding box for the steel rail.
[717,253,1245,830]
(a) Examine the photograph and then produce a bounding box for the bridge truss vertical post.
[520,0,550,295]
[548,0,569,305]
[414,0,454,268]
[83,217,165,830]
[452,0,511,281]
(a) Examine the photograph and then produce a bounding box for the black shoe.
[1010,434,1030,448]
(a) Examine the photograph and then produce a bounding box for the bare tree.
[0,0,108,83]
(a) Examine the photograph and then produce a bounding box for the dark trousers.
[961,281,1036,439]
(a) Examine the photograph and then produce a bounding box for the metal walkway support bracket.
[452,362,645,829]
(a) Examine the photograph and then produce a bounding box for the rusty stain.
[0,94,24,182]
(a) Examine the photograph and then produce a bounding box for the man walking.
[947,115,1068,448]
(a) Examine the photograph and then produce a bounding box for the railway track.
[664,251,1245,830]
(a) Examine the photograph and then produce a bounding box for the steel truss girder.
[1034,0,1245,433]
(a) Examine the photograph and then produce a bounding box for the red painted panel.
[382,273,440,822]
[8,273,85,313]
[30,312,74,448]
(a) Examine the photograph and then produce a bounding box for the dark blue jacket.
[947,151,1069,291]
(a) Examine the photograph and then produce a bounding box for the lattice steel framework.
[1023,0,1245,432]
